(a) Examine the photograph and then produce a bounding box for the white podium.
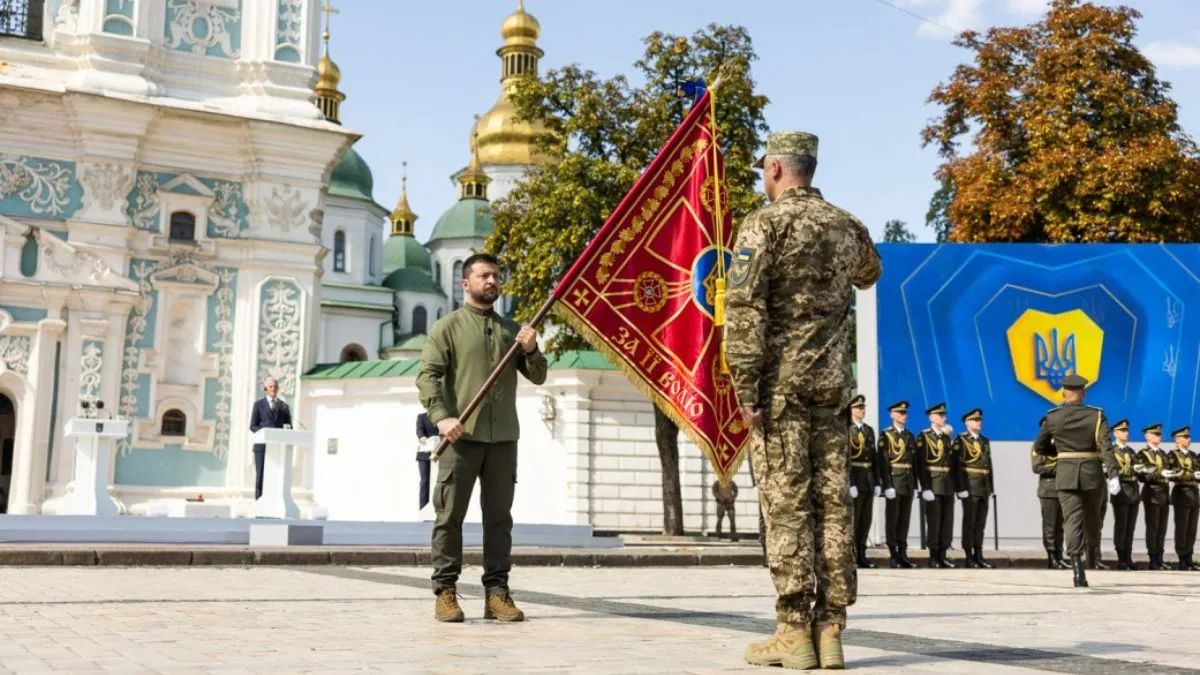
[252,428,311,519]
[61,418,126,516]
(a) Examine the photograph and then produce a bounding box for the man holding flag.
[726,132,882,669]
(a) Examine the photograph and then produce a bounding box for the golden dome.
[316,52,342,92]
[473,1,548,166]
[459,130,492,201]
[314,8,344,124]
[390,167,418,234]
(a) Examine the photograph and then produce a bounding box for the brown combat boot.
[483,589,525,622]
[814,623,845,669]
[744,622,817,670]
[434,588,464,623]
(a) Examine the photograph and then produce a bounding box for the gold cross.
[321,1,339,42]
[572,287,592,307]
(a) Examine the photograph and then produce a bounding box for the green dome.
[428,198,494,242]
[382,267,443,296]
[329,146,374,202]
[383,234,432,274]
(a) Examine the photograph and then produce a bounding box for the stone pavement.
[0,565,1196,673]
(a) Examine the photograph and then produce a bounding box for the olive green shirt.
[417,305,548,443]
[1032,402,1113,492]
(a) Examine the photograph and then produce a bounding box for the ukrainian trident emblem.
[1007,309,1103,403]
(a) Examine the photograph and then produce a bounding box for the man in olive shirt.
[417,253,547,623]
[1033,373,1113,588]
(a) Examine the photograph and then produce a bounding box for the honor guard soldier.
[916,402,965,568]
[847,395,886,568]
[954,408,994,569]
[1032,374,1112,588]
[1167,427,1199,570]
[880,401,918,568]
[1031,430,1068,569]
[1105,419,1141,570]
[1135,423,1173,570]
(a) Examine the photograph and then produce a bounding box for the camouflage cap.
[753,131,819,169]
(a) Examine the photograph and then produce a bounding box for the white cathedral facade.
[0,0,760,533]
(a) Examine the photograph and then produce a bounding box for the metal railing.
[0,0,43,40]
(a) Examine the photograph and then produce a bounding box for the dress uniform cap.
[1110,419,1129,432]
[1061,373,1088,390]
[848,394,866,409]
[925,402,947,416]
[961,408,983,423]
[887,400,909,413]
[1143,423,1162,435]
[1171,425,1190,439]
[753,131,819,169]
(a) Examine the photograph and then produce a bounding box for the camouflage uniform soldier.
[1105,419,1141,570]
[727,131,882,670]
[1167,427,1199,570]
[953,408,994,569]
[1135,424,1173,570]
[1032,374,1114,588]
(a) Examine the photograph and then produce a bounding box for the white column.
[856,284,883,545]
[6,314,66,514]
[557,372,601,526]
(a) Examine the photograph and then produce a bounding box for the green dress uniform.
[916,402,961,569]
[1031,446,1066,568]
[1166,428,1199,570]
[953,409,994,569]
[846,395,881,568]
[417,305,548,596]
[1032,374,1113,587]
[1135,429,1173,570]
[1107,422,1142,570]
[879,406,918,568]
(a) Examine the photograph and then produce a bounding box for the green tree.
[925,177,954,242]
[923,0,1200,242]
[882,219,916,243]
[487,25,768,535]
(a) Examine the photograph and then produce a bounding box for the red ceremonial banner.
[550,91,750,484]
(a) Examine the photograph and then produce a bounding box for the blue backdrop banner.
[875,244,1200,441]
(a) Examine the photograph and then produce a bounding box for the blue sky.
[332,0,1200,243]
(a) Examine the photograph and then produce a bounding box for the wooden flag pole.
[430,296,557,461]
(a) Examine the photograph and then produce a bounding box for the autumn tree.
[486,25,769,535]
[882,219,917,243]
[923,0,1200,242]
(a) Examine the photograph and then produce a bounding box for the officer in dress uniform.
[916,402,965,568]
[1033,374,1113,588]
[879,401,918,568]
[1135,423,1173,570]
[1105,419,1142,570]
[1031,432,1068,570]
[954,408,994,569]
[847,395,888,568]
[1167,426,1199,571]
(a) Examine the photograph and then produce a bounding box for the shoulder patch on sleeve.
[728,247,755,287]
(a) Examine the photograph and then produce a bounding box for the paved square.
[0,564,1196,673]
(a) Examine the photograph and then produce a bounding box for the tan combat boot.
[814,623,845,670]
[434,588,464,623]
[483,590,525,622]
[744,622,817,670]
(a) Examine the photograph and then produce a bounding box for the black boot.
[928,548,940,568]
[940,549,957,569]
[1072,556,1089,588]
[976,548,994,569]
[1117,551,1133,571]
[1127,551,1140,571]
[964,550,980,569]
[1094,556,1110,571]
[1162,555,1176,571]
[899,547,917,569]
[888,545,903,569]
[1047,553,1057,569]
[1053,553,1070,570]
[861,549,877,569]
[1148,553,1163,571]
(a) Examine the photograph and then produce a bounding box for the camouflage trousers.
[749,396,857,629]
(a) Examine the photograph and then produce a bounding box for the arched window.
[412,306,428,335]
[161,409,187,437]
[169,211,196,242]
[368,235,378,277]
[435,262,442,289]
[333,230,346,272]
[451,260,464,309]
[339,344,368,363]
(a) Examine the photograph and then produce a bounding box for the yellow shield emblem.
[1006,309,1103,404]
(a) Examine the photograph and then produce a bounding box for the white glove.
[1107,477,1120,496]
[914,489,920,498]
[873,486,882,497]
[1163,469,1180,479]
[1194,471,1200,480]
[850,485,859,499]
[956,490,969,499]
[942,424,954,436]
[921,489,935,502]
[885,488,896,499]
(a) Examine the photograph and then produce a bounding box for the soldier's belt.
[889,463,912,470]
[928,467,951,474]
[964,468,991,475]
[850,461,872,468]
[1055,452,1100,459]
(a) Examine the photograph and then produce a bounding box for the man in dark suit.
[249,377,291,500]
[879,400,917,568]
[1106,419,1141,570]
[416,412,439,510]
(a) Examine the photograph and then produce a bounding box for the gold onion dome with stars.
[472,1,549,166]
